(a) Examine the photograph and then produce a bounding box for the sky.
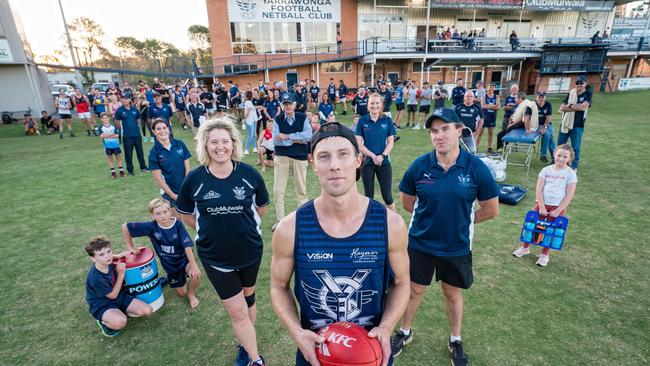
[10,0,209,63]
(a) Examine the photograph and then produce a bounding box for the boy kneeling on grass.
[122,198,201,308]
[85,236,153,337]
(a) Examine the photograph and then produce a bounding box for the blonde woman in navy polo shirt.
[355,93,397,211]
[391,108,499,366]
[148,118,191,217]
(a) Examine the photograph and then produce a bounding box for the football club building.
[206,0,650,93]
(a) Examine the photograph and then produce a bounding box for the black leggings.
[496,121,524,150]
[361,158,394,205]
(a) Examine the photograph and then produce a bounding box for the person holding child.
[513,144,577,267]
[85,236,153,337]
[176,117,270,366]
[122,198,201,308]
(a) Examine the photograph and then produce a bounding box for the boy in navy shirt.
[122,198,201,308]
[85,236,153,337]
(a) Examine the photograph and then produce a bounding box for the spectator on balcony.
[510,31,519,50]
[452,29,460,40]
[479,28,486,37]
[336,31,342,53]
[602,31,609,38]
[451,78,466,106]
[591,31,601,44]
[443,28,452,40]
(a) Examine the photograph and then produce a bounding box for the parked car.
[51,84,75,98]
[91,82,111,95]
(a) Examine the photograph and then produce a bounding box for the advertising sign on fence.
[618,78,650,91]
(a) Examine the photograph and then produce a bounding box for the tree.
[114,36,144,57]
[65,17,105,66]
[188,25,211,50]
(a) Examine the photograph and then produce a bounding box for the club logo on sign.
[236,0,257,19]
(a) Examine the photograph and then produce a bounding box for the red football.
[316,322,382,366]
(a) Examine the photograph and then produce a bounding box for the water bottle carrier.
[519,210,569,251]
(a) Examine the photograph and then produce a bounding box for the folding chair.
[501,129,541,175]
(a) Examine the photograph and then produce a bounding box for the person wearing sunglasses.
[558,75,592,170]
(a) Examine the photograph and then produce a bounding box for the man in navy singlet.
[271,122,410,366]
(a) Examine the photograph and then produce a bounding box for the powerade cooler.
[116,248,164,312]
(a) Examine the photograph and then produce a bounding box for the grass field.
[1,90,648,365]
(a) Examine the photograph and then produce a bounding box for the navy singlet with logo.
[294,199,390,332]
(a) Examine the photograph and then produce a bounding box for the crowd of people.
[36,72,588,366]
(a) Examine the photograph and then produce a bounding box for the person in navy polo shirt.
[501,83,518,130]
[391,108,499,366]
[148,119,191,214]
[326,78,337,105]
[454,91,483,154]
[272,93,312,228]
[378,81,393,119]
[176,118,270,366]
[308,80,320,109]
[451,78,466,106]
[558,75,592,170]
[535,91,555,163]
[355,93,397,211]
[270,122,410,366]
[149,93,174,132]
[114,96,147,175]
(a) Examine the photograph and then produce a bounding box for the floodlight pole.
[58,0,84,90]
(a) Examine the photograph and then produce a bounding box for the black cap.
[576,76,587,84]
[537,91,547,97]
[310,122,361,181]
[437,80,444,85]
[425,107,460,128]
[24,112,31,117]
[281,93,295,104]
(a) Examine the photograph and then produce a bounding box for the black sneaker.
[394,135,401,142]
[540,156,549,163]
[128,171,135,176]
[96,320,119,337]
[390,329,413,357]
[59,134,64,139]
[70,132,77,137]
[449,340,468,366]
[87,130,91,136]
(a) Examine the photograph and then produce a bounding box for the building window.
[273,22,301,53]
[231,22,272,54]
[324,62,352,73]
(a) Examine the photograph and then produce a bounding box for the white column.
[371,61,375,87]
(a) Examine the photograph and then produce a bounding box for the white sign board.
[0,39,14,63]
[618,78,650,91]
[229,0,340,23]
[548,77,571,93]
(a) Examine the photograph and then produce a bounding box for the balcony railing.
[212,36,649,75]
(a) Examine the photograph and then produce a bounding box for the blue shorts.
[396,102,404,111]
[105,147,122,156]
[483,114,496,128]
[167,267,189,288]
[175,104,186,112]
[91,292,135,320]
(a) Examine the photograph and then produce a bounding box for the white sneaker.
[536,254,550,267]
[412,124,421,130]
[244,149,249,155]
[513,247,530,258]
[253,147,258,153]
